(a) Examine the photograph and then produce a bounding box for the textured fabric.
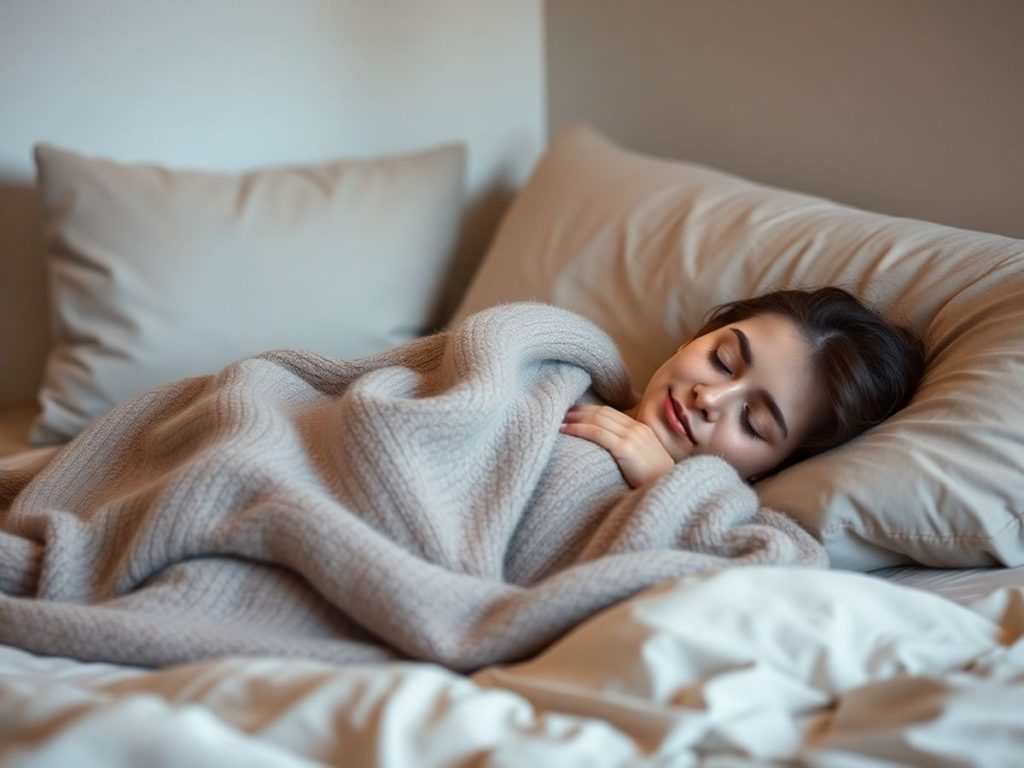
[32,141,465,444]
[454,124,1024,570]
[0,304,825,671]
[3,568,1023,766]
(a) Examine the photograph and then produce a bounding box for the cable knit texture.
[0,303,826,670]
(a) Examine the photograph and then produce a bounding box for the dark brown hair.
[698,287,925,469]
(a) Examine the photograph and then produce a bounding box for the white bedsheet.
[3,567,1023,767]
[871,563,1024,606]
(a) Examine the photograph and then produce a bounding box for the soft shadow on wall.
[545,0,1024,239]
[440,180,518,327]
[0,180,48,406]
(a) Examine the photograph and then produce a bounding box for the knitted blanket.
[0,303,826,671]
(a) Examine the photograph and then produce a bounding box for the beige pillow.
[455,124,1024,570]
[33,142,465,444]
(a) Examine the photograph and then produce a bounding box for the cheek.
[706,430,777,476]
[660,352,690,377]
[643,356,688,403]
[707,431,747,463]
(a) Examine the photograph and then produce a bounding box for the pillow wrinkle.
[32,141,466,445]
[454,123,1024,570]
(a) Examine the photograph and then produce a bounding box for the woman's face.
[632,313,827,480]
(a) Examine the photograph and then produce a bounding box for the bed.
[2,125,1024,766]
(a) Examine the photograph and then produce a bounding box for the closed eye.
[707,347,732,375]
[742,404,766,442]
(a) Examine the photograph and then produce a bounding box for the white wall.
[0,0,545,404]
[547,0,1024,240]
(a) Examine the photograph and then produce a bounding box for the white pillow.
[33,142,465,443]
[455,124,1024,570]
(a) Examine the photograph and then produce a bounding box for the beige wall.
[5,1,1022,405]
[0,0,544,405]
[546,0,1024,239]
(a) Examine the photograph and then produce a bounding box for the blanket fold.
[0,303,826,670]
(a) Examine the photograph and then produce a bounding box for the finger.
[560,420,652,457]
[558,421,620,447]
[562,405,636,430]
[563,412,650,453]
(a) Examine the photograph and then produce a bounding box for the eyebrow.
[730,327,789,440]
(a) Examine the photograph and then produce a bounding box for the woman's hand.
[560,405,675,488]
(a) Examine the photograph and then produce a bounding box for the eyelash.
[707,346,765,442]
[742,404,766,442]
[707,347,732,375]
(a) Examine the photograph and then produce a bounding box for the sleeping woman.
[562,287,925,486]
[0,286,925,670]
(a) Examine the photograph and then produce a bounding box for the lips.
[664,392,696,444]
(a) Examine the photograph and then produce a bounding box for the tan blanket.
[0,303,826,670]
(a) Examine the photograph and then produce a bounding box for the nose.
[694,380,744,422]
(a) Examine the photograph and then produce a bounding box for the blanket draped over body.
[0,303,827,670]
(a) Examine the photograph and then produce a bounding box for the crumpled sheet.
[2,566,1023,767]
